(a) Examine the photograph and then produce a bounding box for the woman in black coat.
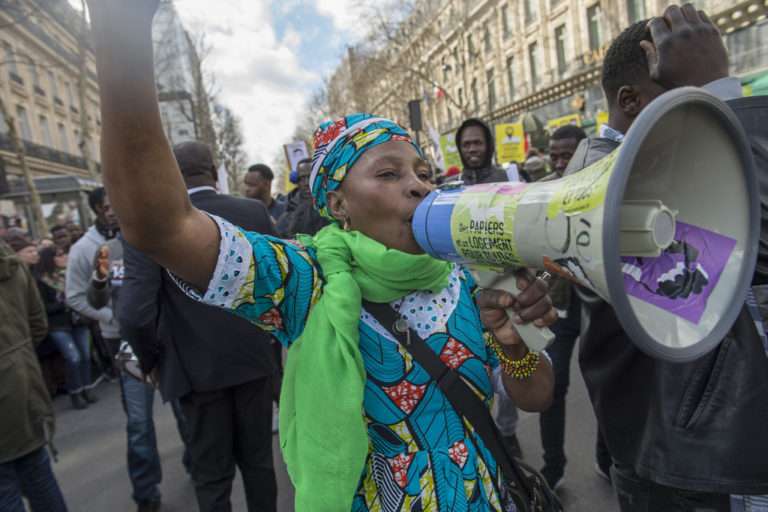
[35,246,97,410]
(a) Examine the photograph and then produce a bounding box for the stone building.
[345,0,768,145]
[0,0,101,188]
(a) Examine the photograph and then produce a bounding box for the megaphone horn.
[413,87,759,362]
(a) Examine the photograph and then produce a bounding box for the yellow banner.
[495,123,525,164]
[595,111,609,133]
[440,133,463,170]
[547,114,581,131]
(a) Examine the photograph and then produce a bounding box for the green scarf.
[279,223,452,511]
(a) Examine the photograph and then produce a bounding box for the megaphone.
[413,88,759,362]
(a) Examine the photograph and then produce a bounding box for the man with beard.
[455,118,508,185]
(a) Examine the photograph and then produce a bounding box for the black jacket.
[117,189,279,401]
[455,118,509,185]
[276,188,328,238]
[570,99,768,494]
[36,277,73,331]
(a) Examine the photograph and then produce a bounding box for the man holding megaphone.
[412,4,768,510]
[563,6,768,511]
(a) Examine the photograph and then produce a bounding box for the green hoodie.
[0,240,53,464]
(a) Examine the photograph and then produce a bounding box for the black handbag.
[363,300,563,512]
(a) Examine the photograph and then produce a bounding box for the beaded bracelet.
[484,332,540,380]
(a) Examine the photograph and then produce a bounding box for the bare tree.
[0,1,49,236]
[153,5,217,153]
[0,96,47,236]
[76,0,99,181]
[213,105,247,195]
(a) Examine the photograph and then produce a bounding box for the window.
[73,129,80,151]
[15,105,32,141]
[626,0,646,23]
[28,57,40,88]
[524,0,538,24]
[3,42,18,75]
[502,5,512,39]
[506,56,515,99]
[588,4,603,51]
[555,24,568,77]
[442,57,449,81]
[48,70,58,97]
[58,122,69,152]
[452,46,460,72]
[0,108,7,134]
[467,34,476,59]
[484,23,492,52]
[487,68,496,112]
[458,87,464,109]
[471,78,479,112]
[528,42,540,89]
[39,116,52,147]
[65,81,77,108]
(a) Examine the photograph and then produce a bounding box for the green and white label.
[450,183,528,267]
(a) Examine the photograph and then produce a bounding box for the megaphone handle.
[474,271,556,353]
[505,307,556,353]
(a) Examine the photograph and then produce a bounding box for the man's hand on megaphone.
[476,270,557,351]
[641,4,729,90]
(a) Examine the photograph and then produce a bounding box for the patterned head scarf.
[310,113,423,221]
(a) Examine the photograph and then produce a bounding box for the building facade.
[359,0,768,150]
[0,0,103,227]
[153,1,200,146]
[0,0,101,183]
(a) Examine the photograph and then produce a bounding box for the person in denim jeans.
[0,447,68,512]
[35,245,98,409]
[0,239,68,512]
[85,227,189,512]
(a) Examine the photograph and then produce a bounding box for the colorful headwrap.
[310,113,423,221]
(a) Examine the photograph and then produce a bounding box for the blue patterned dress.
[184,216,511,512]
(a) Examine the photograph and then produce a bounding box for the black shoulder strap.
[362,299,533,502]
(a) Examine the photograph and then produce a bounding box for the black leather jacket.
[566,98,768,494]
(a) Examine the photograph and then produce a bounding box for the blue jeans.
[119,372,189,504]
[0,446,68,512]
[49,327,91,394]
[120,373,162,505]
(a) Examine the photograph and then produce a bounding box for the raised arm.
[87,0,217,289]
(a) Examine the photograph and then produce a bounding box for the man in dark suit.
[117,142,279,512]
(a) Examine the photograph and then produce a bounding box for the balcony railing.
[0,133,98,171]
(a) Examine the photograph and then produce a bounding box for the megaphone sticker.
[546,150,616,220]
[621,222,736,324]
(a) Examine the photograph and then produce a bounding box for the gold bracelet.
[484,332,540,380]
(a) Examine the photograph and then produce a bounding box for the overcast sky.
[72,0,362,167]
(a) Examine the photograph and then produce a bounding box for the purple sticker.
[621,221,737,324]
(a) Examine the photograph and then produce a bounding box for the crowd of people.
[1,1,768,512]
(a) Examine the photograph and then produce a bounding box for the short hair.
[172,141,215,178]
[248,164,274,180]
[88,187,106,213]
[50,224,68,236]
[551,125,587,143]
[601,20,651,105]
